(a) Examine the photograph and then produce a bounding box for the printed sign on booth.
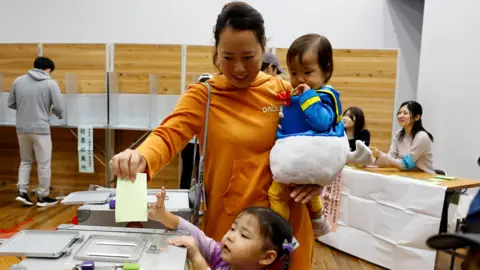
[320,173,343,232]
[78,126,94,173]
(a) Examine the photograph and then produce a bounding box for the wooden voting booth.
[0,43,398,193]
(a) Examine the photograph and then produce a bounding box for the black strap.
[193,83,211,226]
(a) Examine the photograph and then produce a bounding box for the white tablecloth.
[318,168,446,270]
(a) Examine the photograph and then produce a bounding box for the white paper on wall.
[318,168,447,270]
[78,126,94,173]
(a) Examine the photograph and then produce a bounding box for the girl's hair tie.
[282,240,296,254]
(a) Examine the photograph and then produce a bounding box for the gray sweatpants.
[16,133,52,197]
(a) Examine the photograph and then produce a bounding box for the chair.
[443,158,480,269]
[441,218,468,270]
[434,169,447,176]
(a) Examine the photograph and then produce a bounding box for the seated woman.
[343,107,370,151]
[372,101,435,174]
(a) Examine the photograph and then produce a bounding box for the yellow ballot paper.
[115,173,148,223]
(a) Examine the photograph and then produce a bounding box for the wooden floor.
[0,184,461,269]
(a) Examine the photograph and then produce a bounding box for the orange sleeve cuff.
[145,167,151,182]
[137,135,167,181]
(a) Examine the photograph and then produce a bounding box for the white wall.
[0,0,387,49]
[383,0,425,134]
[417,0,480,179]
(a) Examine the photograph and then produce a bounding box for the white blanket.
[270,135,349,186]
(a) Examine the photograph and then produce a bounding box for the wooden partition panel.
[0,44,38,92]
[276,48,398,152]
[0,126,106,191]
[114,44,182,94]
[113,45,182,187]
[115,130,180,189]
[42,44,106,94]
[185,45,217,87]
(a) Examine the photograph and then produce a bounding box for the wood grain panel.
[0,126,106,190]
[114,44,182,95]
[115,130,180,189]
[42,44,106,94]
[275,48,398,152]
[0,44,38,92]
[185,45,217,87]
[356,166,480,191]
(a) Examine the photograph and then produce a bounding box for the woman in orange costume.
[109,2,320,269]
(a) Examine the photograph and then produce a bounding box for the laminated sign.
[78,126,94,173]
[320,173,344,232]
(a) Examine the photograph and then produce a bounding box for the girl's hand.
[168,236,202,261]
[290,184,323,204]
[148,187,167,222]
[109,149,147,182]
[293,84,311,95]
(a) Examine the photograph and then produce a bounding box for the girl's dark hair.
[397,101,434,142]
[343,107,366,137]
[34,57,55,72]
[239,207,293,269]
[212,1,266,70]
[286,34,334,83]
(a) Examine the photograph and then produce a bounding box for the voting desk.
[1,225,189,270]
[318,166,480,270]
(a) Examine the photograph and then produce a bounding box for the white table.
[318,168,446,270]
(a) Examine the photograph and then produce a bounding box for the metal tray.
[0,230,81,258]
[61,191,112,205]
[74,234,147,263]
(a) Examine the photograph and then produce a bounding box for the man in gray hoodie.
[8,57,64,207]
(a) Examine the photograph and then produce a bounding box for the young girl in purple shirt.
[148,187,297,270]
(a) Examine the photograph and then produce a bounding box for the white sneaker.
[16,192,34,206]
[312,216,331,237]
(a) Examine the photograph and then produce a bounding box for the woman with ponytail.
[371,101,435,174]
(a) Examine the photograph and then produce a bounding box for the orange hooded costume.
[137,72,314,269]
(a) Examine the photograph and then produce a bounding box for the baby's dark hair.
[238,207,294,269]
[286,33,334,84]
